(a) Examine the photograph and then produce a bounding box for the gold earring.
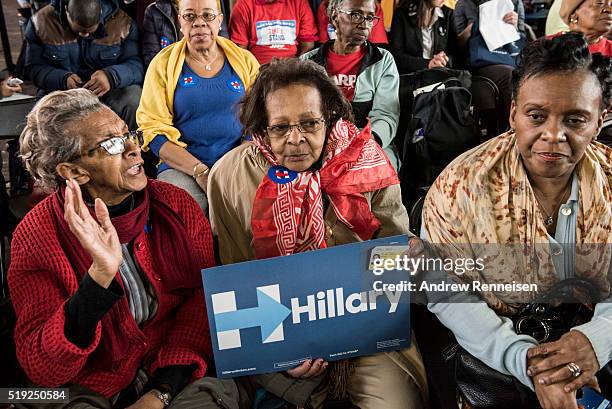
[570,16,578,24]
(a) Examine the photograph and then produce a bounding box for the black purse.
[453,278,608,409]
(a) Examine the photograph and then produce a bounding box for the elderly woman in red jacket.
[10,89,215,408]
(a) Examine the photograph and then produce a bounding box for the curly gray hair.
[19,89,107,192]
[327,0,345,17]
[326,0,376,19]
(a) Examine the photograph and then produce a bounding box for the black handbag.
[413,278,610,409]
[454,278,609,409]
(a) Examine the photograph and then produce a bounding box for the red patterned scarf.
[251,119,399,259]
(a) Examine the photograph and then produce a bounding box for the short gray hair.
[327,0,375,17]
[20,89,107,191]
[327,0,344,17]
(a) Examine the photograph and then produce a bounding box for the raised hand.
[63,179,122,288]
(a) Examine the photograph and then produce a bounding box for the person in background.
[142,0,183,67]
[208,57,426,409]
[10,88,215,408]
[137,0,259,212]
[228,0,319,64]
[141,0,229,67]
[545,0,570,35]
[389,0,459,73]
[558,0,612,55]
[302,0,401,170]
[317,0,388,44]
[24,0,143,130]
[454,0,525,130]
[556,0,612,146]
[455,0,526,42]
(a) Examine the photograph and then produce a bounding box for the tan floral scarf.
[423,131,612,314]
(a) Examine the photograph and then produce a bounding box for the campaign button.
[160,35,172,48]
[180,75,198,88]
[227,78,244,93]
[268,165,298,184]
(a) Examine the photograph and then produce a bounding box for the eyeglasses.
[83,131,144,157]
[266,118,326,139]
[180,11,221,23]
[336,9,380,27]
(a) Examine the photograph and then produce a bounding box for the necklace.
[532,183,571,227]
[193,48,218,71]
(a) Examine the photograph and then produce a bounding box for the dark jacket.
[388,4,458,74]
[25,0,143,93]
[141,0,181,67]
[142,0,230,67]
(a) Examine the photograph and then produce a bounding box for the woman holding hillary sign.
[207,58,426,408]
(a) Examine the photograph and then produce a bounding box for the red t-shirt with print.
[317,0,388,44]
[229,0,318,64]
[326,46,366,101]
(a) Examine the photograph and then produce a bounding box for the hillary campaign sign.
[202,235,412,378]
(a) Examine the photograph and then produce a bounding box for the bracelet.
[149,389,172,407]
[192,162,203,177]
[194,167,210,179]
[192,162,207,179]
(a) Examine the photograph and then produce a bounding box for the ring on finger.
[566,362,582,378]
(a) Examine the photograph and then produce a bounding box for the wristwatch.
[149,388,172,407]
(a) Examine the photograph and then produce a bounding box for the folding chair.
[470,75,502,141]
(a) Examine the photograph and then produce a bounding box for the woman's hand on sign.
[287,358,328,378]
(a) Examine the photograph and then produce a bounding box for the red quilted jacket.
[8,180,215,397]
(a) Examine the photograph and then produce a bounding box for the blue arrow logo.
[215,289,291,342]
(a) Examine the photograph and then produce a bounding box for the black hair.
[396,0,436,28]
[239,58,354,137]
[512,32,612,111]
[67,0,101,28]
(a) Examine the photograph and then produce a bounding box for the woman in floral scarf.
[423,32,612,408]
[207,58,426,409]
